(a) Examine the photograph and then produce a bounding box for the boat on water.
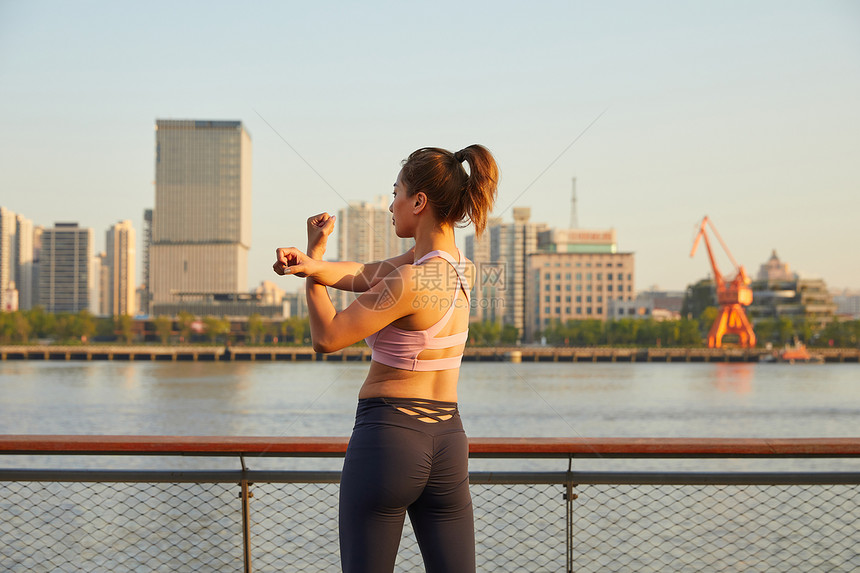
[760,340,824,364]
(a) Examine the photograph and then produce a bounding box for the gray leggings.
[339,397,475,573]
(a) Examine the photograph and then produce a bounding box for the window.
[565,273,571,280]
[576,273,582,281]
[565,284,571,291]
[565,306,571,314]
[586,296,592,303]
[555,273,561,280]
[565,296,571,302]
[544,273,551,280]
[576,307,582,314]
[555,296,561,303]
[597,273,602,280]
[545,295,550,302]
[586,273,592,281]
[576,295,582,303]
[617,273,623,280]
[545,285,550,291]
[608,284,613,292]
[545,307,551,314]
[555,306,561,314]
[555,284,561,291]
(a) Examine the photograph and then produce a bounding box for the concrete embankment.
[1,345,858,363]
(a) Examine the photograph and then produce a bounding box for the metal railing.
[1,436,859,572]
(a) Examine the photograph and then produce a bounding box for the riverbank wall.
[2,345,858,363]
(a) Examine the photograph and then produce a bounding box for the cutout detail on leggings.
[382,398,457,423]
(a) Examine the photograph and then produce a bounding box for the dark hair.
[400,144,499,238]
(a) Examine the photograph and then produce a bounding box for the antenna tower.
[569,177,579,228]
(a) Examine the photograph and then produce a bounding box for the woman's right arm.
[320,247,414,291]
[277,248,415,292]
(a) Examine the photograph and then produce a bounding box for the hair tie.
[453,149,466,163]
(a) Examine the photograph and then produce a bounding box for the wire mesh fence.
[2,471,858,572]
[2,435,860,573]
[570,482,859,572]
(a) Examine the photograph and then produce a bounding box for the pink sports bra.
[364,249,471,372]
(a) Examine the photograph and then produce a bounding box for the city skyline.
[1,1,858,293]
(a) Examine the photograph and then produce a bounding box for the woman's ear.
[412,192,428,215]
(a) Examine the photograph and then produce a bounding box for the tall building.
[464,208,548,339]
[141,208,153,315]
[95,252,109,316]
[464,216,501,324]
[38,223,93,313]
[150,120,252,315]
[0,207,16,311]
[335,196,412,309]
[15,214,34,310]
[105,220,136,316]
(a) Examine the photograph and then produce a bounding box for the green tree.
[116,314,135,344]
[247,313,266,345]
[77,311,96,343]
[754,318,776,345]
[154,315,172,344]
[677,318,702,346]
[500,324,519,345]
[177,311,194,343]
[777,317,795,345]
[25,306,56,339]
[698,307,719,338]
[1,311,32,343]
[203,316,230,344]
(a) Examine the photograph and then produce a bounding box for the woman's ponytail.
[454,144,499,238]
[401,144,499,238]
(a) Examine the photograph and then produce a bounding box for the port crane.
[690,216,756,348]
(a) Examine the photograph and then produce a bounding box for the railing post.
[564,455,576,573]
[239,455,253,573]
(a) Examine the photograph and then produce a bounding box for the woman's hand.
[273,247,318,278]
[306,212,336,258]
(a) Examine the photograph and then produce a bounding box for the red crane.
[690,216,756,348]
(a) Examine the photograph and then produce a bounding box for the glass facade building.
[150,120,252,314]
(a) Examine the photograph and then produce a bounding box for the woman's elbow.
[311,337,337,354]
[311,339,329,353]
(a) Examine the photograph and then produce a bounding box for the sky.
[1,0,858,294]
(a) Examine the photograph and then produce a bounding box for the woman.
[273,145,498,573]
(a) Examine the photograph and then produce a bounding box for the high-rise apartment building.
[141,208,153,315]
[15,214,34,310]
[105,220,136,316]
[465,207,548,339]
[335,196,413,310]
[38,223,93,313]
[31,226,43,308]
[150,120,252,315]
[0,207,16,311]
[95,252,109,316]
[464,216,501,324]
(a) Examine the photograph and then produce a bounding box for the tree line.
[1,306,858,348]
[0,307,311,346]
